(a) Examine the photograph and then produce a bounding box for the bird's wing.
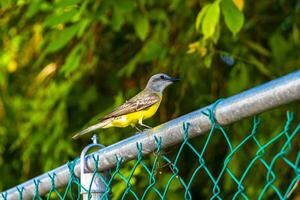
[101,90,161,120]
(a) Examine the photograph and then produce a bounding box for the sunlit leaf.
[36,63,57,84]
[233,0,244,11]
[202,0,220,39]
[195,4,210,32]
[221,0,244,35]
[187,42,200,54]
[77,19,91,37]
[7,60,17,73]
[187,41,207,56]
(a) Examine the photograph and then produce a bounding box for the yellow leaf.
[233,0,244,11]
[36,63,57,83]
[187,42,200,54]
[187,42,207,57]
[198,46,207,57]
[7,60,17,73]
[57,24,65,30]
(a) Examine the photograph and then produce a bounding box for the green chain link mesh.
[1,106,300,200]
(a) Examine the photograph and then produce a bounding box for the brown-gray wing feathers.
[101,90,160,120]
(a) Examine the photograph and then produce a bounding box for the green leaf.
[77,19,91,37]
[45,24,80,53]
[44,9,78,27]
[269,32,290,64]
[221,0,244,35]
[227,63,250,95]
[55,0,81,7]
[169,178,182,191]
[118,54,140,77]
[115,0,136,12]
[202,0,220,39]
[149,9,168,22]
[140,40,164,62]
[25,0,41,19]
[60,44,83,76]
[134,13,150,41]
[212,22,221,43]
[111,6,124,31]
[0,1,13,9]
[245,40,271,57]
[204,53,213,68]
[248,55,273,77]
[195,4,210,32]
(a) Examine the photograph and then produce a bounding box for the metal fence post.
[80,135,111,200]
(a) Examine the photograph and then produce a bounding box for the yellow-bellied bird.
[72,73,179,139]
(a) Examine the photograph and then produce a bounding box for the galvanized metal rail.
[1,70,300,200]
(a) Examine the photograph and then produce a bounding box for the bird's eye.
[160,75,165,79]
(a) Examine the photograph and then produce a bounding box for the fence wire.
[1,103,299,200]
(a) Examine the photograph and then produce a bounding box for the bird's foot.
[139,123,152,130]
[133,125,142,133]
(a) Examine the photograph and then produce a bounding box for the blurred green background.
[0,0,299,199]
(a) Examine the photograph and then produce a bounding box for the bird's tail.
[72,119,112,139]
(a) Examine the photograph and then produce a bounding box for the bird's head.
[146,73,179,93]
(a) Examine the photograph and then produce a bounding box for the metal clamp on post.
[80,134,111,200]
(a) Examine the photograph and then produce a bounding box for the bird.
[72,73,179,139]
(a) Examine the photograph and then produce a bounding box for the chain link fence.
[1,71,300,199]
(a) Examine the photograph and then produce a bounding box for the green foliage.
[201,0,221,40]
[0,0,299,198]
[221,0,244,35]
[134,13,150,41]
[2,113,299,199]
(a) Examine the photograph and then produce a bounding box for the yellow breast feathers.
[106,101,161,128]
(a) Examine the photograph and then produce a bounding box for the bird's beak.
[167,77,180,82]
